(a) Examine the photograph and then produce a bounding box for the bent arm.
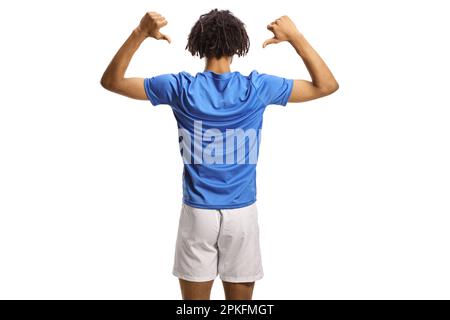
[288,33,339,102]
[100,12,170,100]
[100,29,147,100]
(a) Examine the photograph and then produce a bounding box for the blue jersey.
[144,70,293,209]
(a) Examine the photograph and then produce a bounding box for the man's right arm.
[263,16,339,103]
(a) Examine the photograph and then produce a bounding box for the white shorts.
[173,202,264,283]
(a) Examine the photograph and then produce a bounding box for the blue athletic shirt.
[144,70,294,209]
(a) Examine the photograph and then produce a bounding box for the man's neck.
[204,56,232,74]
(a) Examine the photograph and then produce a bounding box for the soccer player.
[101,9,338,300]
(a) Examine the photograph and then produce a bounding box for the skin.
[100,12,339,102]
[101,11,338,300]
[179,279,255,300]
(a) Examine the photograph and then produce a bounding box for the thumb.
[158,32,171,44]
[262,37,279,48]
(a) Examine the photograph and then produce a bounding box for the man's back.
[100,9,338,300]
[144,70,294,208]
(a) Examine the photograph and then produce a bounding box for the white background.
[0,0,449,299]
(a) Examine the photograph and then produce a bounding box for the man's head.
[186,9,250,60]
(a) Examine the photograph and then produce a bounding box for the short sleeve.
[144,73,180,106]
[252,71,294,106]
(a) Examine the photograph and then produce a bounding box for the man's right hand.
[136,11,171,43]
[262,15,301,48]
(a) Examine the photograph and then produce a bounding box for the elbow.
[100,74,117,92]
[319,80,339,96]
[329,81,339,94]
[100,76,111,91]
[100,74,110,90]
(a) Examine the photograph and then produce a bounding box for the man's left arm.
[100,11,171,100]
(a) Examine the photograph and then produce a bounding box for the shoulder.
[177,71,195,80]
[147,71,193,89]
[150,71,193,81]
[247,70,278,88]
[178,71,193,77]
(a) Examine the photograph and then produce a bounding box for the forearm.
[289,33,338,92]
[101,28,147,89]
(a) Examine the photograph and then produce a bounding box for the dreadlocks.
[186,9,250,59]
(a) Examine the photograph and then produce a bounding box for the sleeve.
[144,73,180,106]
[253,71,294,106]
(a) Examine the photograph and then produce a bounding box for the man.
[101,9,338,300]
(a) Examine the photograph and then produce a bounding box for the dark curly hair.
[186,9,250,59]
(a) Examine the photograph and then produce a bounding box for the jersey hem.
[281,79,295,106]
[143,78,159,106]
[182,199,257,210]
